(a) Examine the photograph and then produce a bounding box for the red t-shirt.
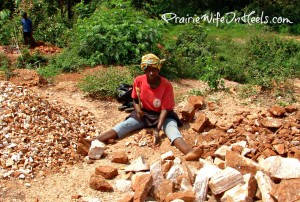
[131,75,175,112]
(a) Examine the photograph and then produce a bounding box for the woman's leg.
[162,118,203,161]
[96,118,144,142]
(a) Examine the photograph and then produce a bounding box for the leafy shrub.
[34,14,71,47]
[68,6,165,66]
[201,26,300,90]
[48,48,88,72]
[290,24,300,35]
[0,53,13,80]
[17,48,48,69]
[246,35,300,89]
[74,0,102,19]
[206,34,249,84]
[163,24,211,79]
[37,65,62,81]
[78,67,135,98]
[0,53,10,70]
[0,9,18,45]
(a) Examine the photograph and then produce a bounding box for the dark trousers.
[23,31,35,46]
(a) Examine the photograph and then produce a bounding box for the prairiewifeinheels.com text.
[161,11,293,26]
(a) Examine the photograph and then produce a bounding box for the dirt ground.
[0,44,300,202]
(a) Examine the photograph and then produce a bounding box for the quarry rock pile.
[0,81,96,179]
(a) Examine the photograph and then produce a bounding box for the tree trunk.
[67,0,72,20]
[59,0,64,16]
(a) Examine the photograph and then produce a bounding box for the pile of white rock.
[0,81,96,179]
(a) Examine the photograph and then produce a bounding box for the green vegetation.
[71,6,165,65]
[46,6,165,74]
[0,0,299,98]
[162,24,210,79]
[246,35,300,88]
[78,67,135,98]
[17,48,48,69]
[0,52,13,80]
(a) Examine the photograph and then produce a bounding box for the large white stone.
[215,141,248,159]
[259,156,300,179]
[88,140,106,160]
[166,164,184,183]
[255,171,275,202]
[125,156,149,172]
[115,179,132,192]
[193,161,221,202]
[209,167,244,195]
[150,161,164,187]
[221,173,257,202]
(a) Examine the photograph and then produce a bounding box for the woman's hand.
[133,98,144,120]
[136,108,144,120]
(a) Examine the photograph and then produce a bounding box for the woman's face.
[144,66,160,81]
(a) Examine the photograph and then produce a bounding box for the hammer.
[135,87,141,109]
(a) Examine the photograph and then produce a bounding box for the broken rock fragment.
[225,150,259,175]
[270,178,300,202]
[209,167,244,195]
[255,171,275,202]
[133,174,153,202]
[89,174,113,192]
[108,151,128,164]
[165,190,196,202]
[191,113,209,133]
[261,117,282,128]
[193,161,221,202]
[180,103,195,122]
[161,151,175,161]
[125,156,149,172]
[259,156,300,179]
[88,140,106,160]
[95,165,118,179]
[154,179,175,201]
[188,95,205,110]
[115,179,132,192]
[221,173,257,202]
[269,105,286,117]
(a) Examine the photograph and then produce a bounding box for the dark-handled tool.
[135,87,141,109]
[153,130,160,146]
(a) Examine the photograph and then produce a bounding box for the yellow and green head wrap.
[140,53,162,71]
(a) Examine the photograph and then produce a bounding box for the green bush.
[0,53,10,70]
[78,66,135,98]
[0,52,13,80]
[163,24,211,79]
[34,14,71,47]
[201,25,300,90]
[37,65,62,81]
[48,48,88,72]
[290,24,300,35]
[68,6,165,66]
[74,0,102,19]
[16,48,48,69]
[0,9,19,45]
[246,35,300,89]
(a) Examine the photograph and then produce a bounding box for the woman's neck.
[148,76,161,89]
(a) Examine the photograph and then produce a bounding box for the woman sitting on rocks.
[83,53,203,161]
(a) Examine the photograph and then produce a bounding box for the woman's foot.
[184,145,204,161]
